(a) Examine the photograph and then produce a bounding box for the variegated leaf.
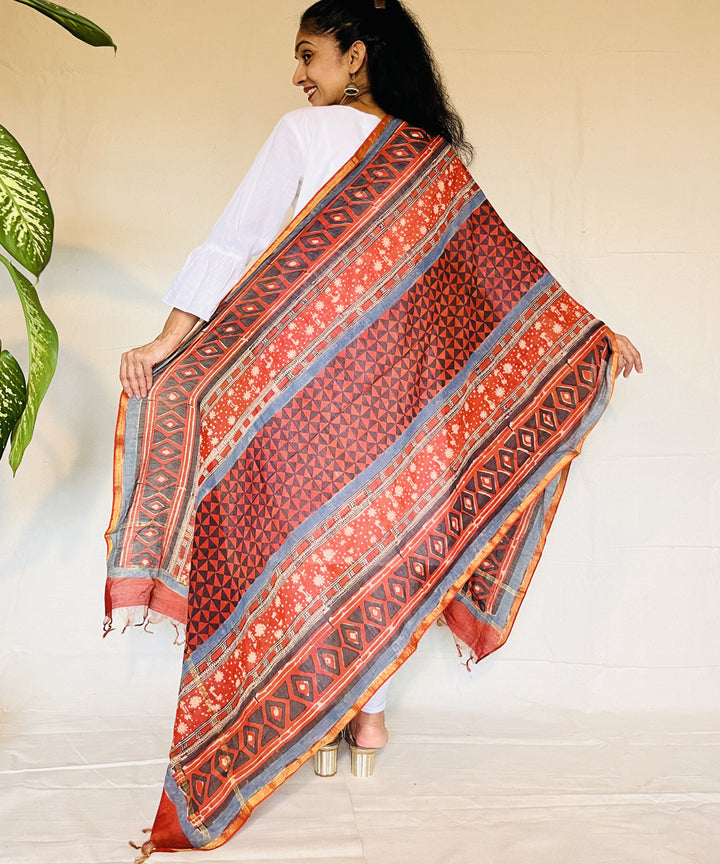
[0,124,54,277]
[0,344,27,461]
[0,254,58,473]
[12,0,116,50]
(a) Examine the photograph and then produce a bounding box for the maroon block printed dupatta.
[105,116,616,852]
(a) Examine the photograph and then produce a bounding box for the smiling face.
[292,30,356,106]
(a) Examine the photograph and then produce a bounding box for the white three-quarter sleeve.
[163,114,309,320]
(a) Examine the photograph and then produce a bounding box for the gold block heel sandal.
[345,726,378,778]
[313,732,343,777]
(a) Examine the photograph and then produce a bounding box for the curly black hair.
[300,0,473,161]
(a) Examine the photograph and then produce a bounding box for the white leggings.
[362,680,389,714]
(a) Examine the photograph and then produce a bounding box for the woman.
[108,0,641,859]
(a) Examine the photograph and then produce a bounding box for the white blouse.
[163,106,382,321]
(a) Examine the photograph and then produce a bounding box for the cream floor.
[1,710,718,864]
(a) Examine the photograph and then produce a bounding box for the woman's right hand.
[119,308,200,399]
[612,333,643,379]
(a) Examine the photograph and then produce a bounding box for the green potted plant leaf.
[0,0,115,473]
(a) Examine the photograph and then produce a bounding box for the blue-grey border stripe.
[187,269,556,664]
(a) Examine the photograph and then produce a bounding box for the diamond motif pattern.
[105,119,615,851]
[185,203,546,649]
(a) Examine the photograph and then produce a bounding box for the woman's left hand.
[612,333,643,379]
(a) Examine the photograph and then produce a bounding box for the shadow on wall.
[0,243,192,717]
[0,243,166,580]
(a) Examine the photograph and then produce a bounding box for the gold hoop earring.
[344,74,360,98]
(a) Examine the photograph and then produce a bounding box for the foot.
[349,710,388,749]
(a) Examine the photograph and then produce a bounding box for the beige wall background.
[0,0,718,729]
